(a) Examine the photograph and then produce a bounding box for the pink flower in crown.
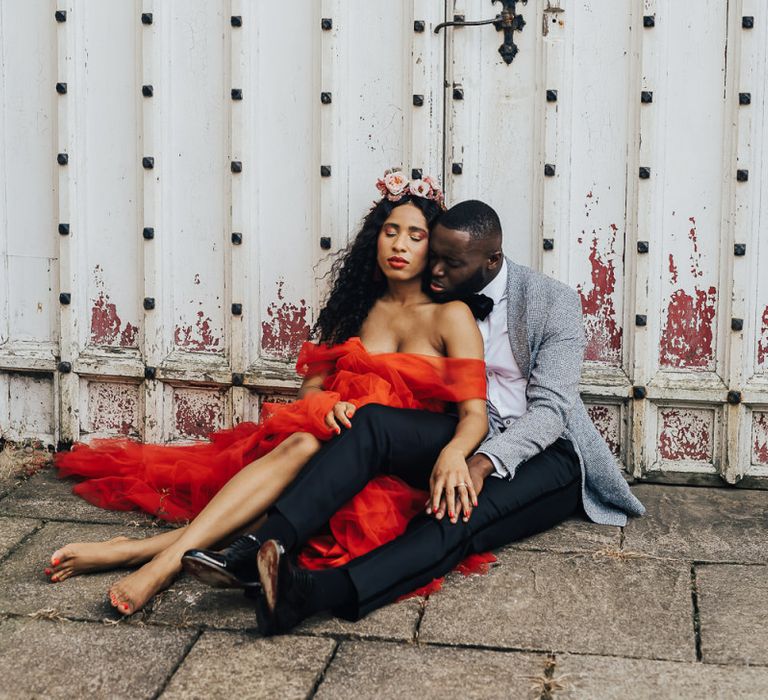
[409,179,432,198]
[383,170,408,197]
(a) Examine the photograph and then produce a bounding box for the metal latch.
[434,0,527,64]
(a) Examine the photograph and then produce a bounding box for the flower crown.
[375,168,446,209]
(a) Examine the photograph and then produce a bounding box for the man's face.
[428,223,501,300]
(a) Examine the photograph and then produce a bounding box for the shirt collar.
[478,258,507,305]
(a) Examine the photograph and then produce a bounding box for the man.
[188,200,645,632]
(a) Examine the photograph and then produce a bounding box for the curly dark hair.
[313,195,444,345]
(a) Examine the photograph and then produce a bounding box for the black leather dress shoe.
[181,533,262,590]
[255,539,315,636]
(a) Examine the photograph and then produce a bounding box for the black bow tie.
[463,293,495,321]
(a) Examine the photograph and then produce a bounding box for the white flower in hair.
[409,179,431,198]
[383,170,408,196]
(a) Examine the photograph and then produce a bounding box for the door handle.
[434,1,527,64]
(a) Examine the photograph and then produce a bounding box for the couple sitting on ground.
[50,170,644,633]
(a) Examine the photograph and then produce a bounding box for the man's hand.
[427,447,477,524]
[323,401,356,434]
[466,453,495,498]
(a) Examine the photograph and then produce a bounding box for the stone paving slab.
[0,516,40,560]
[0,467,159,525]
[509,515,621,554]
[151,576,423,642]
[315,640,545,699]
[554,652,768,699]
[697,563,768,666]
[418,548,696,662]
[295,597,422,642]
[0,521,157,621]
[0,616,194,700]
[149,578,257,631]
[161,631,336,700]
[624,484,768,564]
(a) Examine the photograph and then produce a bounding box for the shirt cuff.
[476,451,511,480]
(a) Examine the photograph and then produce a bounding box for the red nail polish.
[52,559,60,566]
[44,568,51,575]
[448,512,454,518]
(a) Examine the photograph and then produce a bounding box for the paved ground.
[0,447,766,699]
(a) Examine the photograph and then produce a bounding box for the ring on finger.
[456,482,469,489]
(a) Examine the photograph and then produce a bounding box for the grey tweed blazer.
[478,258,645,526]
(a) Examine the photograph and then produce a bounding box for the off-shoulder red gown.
[55,337,495,593]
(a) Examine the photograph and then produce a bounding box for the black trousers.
[274,404,582,619]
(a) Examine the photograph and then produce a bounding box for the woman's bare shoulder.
[435,299,475,325]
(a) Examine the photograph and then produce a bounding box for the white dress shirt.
[474,260,527,479]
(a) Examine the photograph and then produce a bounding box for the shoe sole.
[181,555,259,591]
[257,540,281,613]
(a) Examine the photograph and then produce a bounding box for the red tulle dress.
[55,337,496,595]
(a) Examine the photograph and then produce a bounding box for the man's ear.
[487,249,503,270]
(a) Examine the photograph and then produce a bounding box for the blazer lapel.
[504,257,531,378]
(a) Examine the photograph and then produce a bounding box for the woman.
[49,170,489,615]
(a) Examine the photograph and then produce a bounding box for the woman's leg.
[108,431,321,615]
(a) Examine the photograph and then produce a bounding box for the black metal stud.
[452,162,463,175]
[232,303,243,316]
[411,168,422,180]
[321,92,332,104]
[453,87,464,100]
[739,92,751,105]
[59,293,71,305]
[639,167,651,179]
[737,169,749,182]
[142,85,153,97]
[231,88,243,100]
[55,10,66,22]
[320,165,331,177]
[412,94,424,107]
[320,237,332,250]
[58,223,70,236]
[321,18,333,30]
[232,373,245,387]
[231,232,242,245]
[546,89,558,102]
[142,227,155,240]
[143,297,155,310]
[643,15,655,27]
[637,241,649,253]
[635,314,647,326]
[543,239,554,251]
[143,156,154,169]
[57,153,68,165]
[454,14,465,23]
[544,164,556,177]
[58,361,72,374]
[144,366,156,380]
[632,386,647,400]
[742,16,754,29]
[414,20,425,33]
[727,390,742,405]
[231,15,242,27]
[231,161,242,173]
[731,318,744,331]
[56,82,67,95]
[141,12,153,25]
[734,243,746,256]
[641,91,653,103]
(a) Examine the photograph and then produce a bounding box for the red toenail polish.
[52,559,60,566]
[44,568,51,575]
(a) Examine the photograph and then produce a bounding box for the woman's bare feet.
[108,553,180,615]
[46,537,143,583]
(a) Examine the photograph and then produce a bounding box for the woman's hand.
[428,447,478,524]
[324,401,356,434]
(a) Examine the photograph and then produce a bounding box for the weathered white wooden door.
[1,0,767,488]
